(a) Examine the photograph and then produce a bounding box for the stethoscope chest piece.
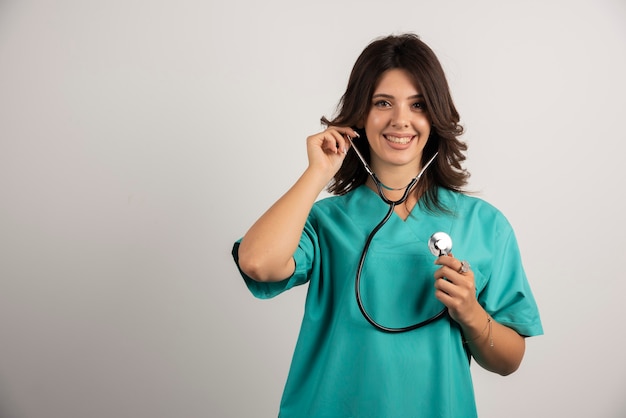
[428,232,452,257]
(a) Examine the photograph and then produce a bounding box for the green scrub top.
[233,186,543,418]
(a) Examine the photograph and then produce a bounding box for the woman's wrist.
[458,304,492,345]
[462,314,493,347]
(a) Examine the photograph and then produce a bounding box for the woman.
[232,33,543,417]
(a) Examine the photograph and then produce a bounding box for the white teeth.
[386,135,413,144]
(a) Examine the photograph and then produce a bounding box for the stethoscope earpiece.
[428,232,453,257]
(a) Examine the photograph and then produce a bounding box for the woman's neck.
[368,162,421,188]
[365,170,420,203]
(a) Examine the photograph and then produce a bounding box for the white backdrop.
[1,0,625,417]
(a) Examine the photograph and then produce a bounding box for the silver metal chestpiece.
[428,232,452,257]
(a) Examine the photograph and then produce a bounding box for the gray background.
[1,0,625,417]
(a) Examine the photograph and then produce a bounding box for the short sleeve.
[478,221,544,337]
[231,219,317,299]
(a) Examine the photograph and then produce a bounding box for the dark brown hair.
[322,33,468,212]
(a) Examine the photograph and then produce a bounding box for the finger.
[329,127,360,151]
[434,254,467,274]
[434,288,453,306]
[434,264,475,294]
[334,128,358,154]
[434,275,453,292]
[434,253,456,267]
[327,129,348,154]
[434,256,461,282]
[434,270,461,290]
[434,273,477,313]
[322,129,348,154]
[434,279,461,307]
[313,129,338,154]
[329,126,360,139]
[437,266,475,286]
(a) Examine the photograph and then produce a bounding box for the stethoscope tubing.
[354,196,448,333]
[346,136,448,333]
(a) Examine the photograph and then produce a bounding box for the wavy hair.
[322,33,468,212]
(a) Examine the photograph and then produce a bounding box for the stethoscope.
[346,135,452,333]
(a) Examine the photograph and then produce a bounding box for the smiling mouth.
[385,135,414,145]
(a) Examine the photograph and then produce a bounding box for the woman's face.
[363,68,431,173]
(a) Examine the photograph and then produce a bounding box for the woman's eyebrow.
[372,93,424,99]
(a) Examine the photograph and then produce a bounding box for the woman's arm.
[237,127,356,282]
[434,255,525,376]
[458,309,525,376]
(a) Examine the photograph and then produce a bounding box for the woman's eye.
[413,101,427,111]
[373,100,391,107]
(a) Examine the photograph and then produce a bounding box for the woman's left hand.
[433,254,482,326]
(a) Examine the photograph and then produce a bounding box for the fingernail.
[354,131,360,138]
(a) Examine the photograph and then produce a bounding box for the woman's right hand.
[305,126,359,180]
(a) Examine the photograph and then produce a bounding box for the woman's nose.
[391,105,410,128]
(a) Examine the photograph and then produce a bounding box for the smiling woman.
[232,33,542,418]
[363,68,433,202]
[1,1,625,417]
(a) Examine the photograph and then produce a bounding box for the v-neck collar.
[350,185,460,246]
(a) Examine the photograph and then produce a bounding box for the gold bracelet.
[462,315,494,347]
